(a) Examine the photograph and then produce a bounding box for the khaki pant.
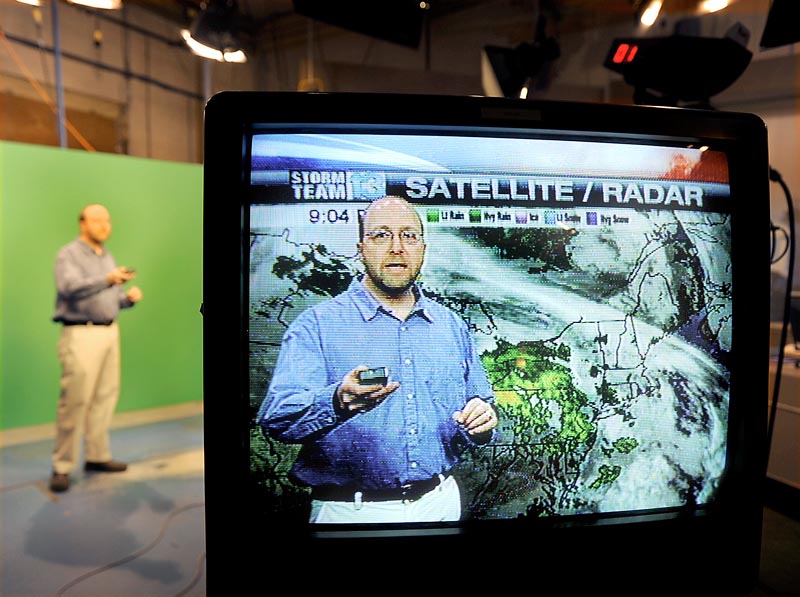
[52,323,121,474]
[309,475,461,524]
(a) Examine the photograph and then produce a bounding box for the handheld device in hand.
[358,367,388,386]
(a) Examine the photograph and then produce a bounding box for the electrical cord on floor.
[54,501,205,597]
[174,550,207,597]
[767,166,796,472]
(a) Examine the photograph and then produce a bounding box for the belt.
[311,475,445,503]
[62,320,114,326]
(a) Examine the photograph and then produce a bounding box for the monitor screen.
[203,92,768,591]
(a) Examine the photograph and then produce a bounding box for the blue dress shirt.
[257,280,494,491]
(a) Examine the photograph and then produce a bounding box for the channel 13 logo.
[349,172,387,201]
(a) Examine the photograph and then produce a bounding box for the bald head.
[80,204,109,222]
[359,197,423,242]
[79,204,112,248]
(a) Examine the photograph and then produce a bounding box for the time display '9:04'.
[309,209,356,224]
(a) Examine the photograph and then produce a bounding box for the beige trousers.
[309,475,461,524]
[52,323,121,474]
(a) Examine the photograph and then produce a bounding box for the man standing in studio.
[258,196,497,524]
[49,204,143,493]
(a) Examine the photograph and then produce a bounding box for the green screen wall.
[0,141,203,430]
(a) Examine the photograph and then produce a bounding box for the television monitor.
[203,92,768,592]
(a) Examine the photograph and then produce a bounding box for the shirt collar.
[350,278,434,323]
[77,238,106,256]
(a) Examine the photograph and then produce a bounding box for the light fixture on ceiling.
[482,13,560,99]
[698,0,731,14]
[635,0,734,27]
[67,0,123,9]
[639,0,663,27]
[181,0,247,63]
[604,22,752,107]
[14,0,42,6]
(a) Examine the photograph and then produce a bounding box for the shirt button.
[409,428,417,435]
[404,358,411,365]
[407,393,413,399]
[410,461,418,469]
[401,326,408,332]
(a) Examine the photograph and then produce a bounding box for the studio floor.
[1,400,799,596]
[0,402,206,597]
[750,504,800,596]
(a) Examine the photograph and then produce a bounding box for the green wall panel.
[0,141,203,429]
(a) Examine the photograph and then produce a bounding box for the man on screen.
[257,196,497,524]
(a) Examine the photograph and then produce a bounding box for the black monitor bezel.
[203,91,768,591]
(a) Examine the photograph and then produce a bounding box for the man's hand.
[126,285,143,303]
[107,266,136,285]
[335,365,399,416]
[453,397,497,440]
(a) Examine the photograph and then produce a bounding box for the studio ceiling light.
[699,0,731,13]
[14,0,41,6]
[604,22,752,106]
[482,13,560,99]
[182,0,247,63]
[67,0,123,9]
[640,0,663,27]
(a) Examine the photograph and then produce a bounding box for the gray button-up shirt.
[53,239,134,324]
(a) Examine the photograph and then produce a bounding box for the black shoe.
[84,460,128,473]
[50,472,70,492]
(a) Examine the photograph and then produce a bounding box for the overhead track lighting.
[639,0,662,27]
[68,0,123,9]
[181,0,247,63]
[15,0,123,8]
[604,22,752,107]
[698,0,730,13]
[482,14,560,99]
[635,0,735,28]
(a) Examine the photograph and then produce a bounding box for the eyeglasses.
[364,229,423,246]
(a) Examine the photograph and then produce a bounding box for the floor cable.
[54,501,205,596]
